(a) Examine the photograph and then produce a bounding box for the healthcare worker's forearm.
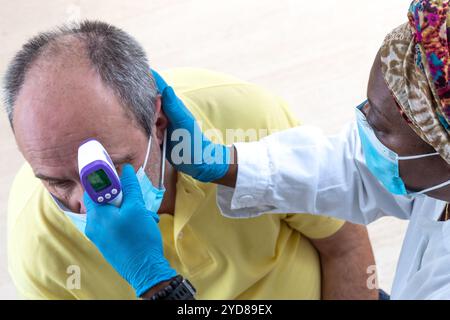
[158,72,409,223]
[214,146,238,188]
[216,123,414,223]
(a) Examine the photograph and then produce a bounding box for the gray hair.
[3,20,157,135]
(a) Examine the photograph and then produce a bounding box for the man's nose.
[79,199,87,214]
[68,184,86,214]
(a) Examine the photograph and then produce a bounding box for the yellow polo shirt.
[7,68,345,300]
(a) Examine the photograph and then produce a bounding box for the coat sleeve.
[217,122,415,225]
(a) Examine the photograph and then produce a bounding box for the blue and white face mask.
[53,131,167,234]
[356,101,450,196]
[135,130,167,218]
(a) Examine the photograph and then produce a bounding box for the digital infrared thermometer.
[78,139,123,207]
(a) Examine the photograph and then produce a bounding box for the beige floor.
[0,0,412,299]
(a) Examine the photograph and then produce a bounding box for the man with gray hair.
[4,20,377,299]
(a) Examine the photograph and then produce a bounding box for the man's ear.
[154,95,168,145]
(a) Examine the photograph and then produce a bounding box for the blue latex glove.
[83,164,177,297]
[151,69,230,183]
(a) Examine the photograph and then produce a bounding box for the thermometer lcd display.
[87,169,112,192]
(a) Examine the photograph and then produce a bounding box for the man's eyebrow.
[34,173,69,182]
[110,154,135,165]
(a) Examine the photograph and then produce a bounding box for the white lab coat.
[216,122,450,300]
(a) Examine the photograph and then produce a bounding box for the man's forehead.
[14,98,139,181]
[15,62,132,145]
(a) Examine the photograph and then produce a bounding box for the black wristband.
[150,275,196,300]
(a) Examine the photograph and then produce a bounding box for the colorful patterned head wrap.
[380,0,450,163]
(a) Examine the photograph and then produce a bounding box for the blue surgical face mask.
[136,130,167,216]
[53,131,167,234]
[356,101,450,196]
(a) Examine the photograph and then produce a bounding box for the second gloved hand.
[152,70,230,183]
[83,164,177,297]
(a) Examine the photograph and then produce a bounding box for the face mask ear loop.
[159,129,167,189]
[398,153,440,161]
[143,135,153,172]
[414,179,450,196]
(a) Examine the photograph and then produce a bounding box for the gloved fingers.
[120,164,146,208]
[162,86,192,124]
[83,192,110,238]
[83,191,100,214]
[151,69,169,94]
[83,192,117,221]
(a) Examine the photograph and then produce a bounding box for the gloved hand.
[151,69,230,183]
[83,164,177,297]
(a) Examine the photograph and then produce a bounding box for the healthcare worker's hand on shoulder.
[83,164,177,298]
[152,70,235,184]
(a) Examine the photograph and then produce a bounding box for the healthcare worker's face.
[364,51,450,201]
[12,53,168,213]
